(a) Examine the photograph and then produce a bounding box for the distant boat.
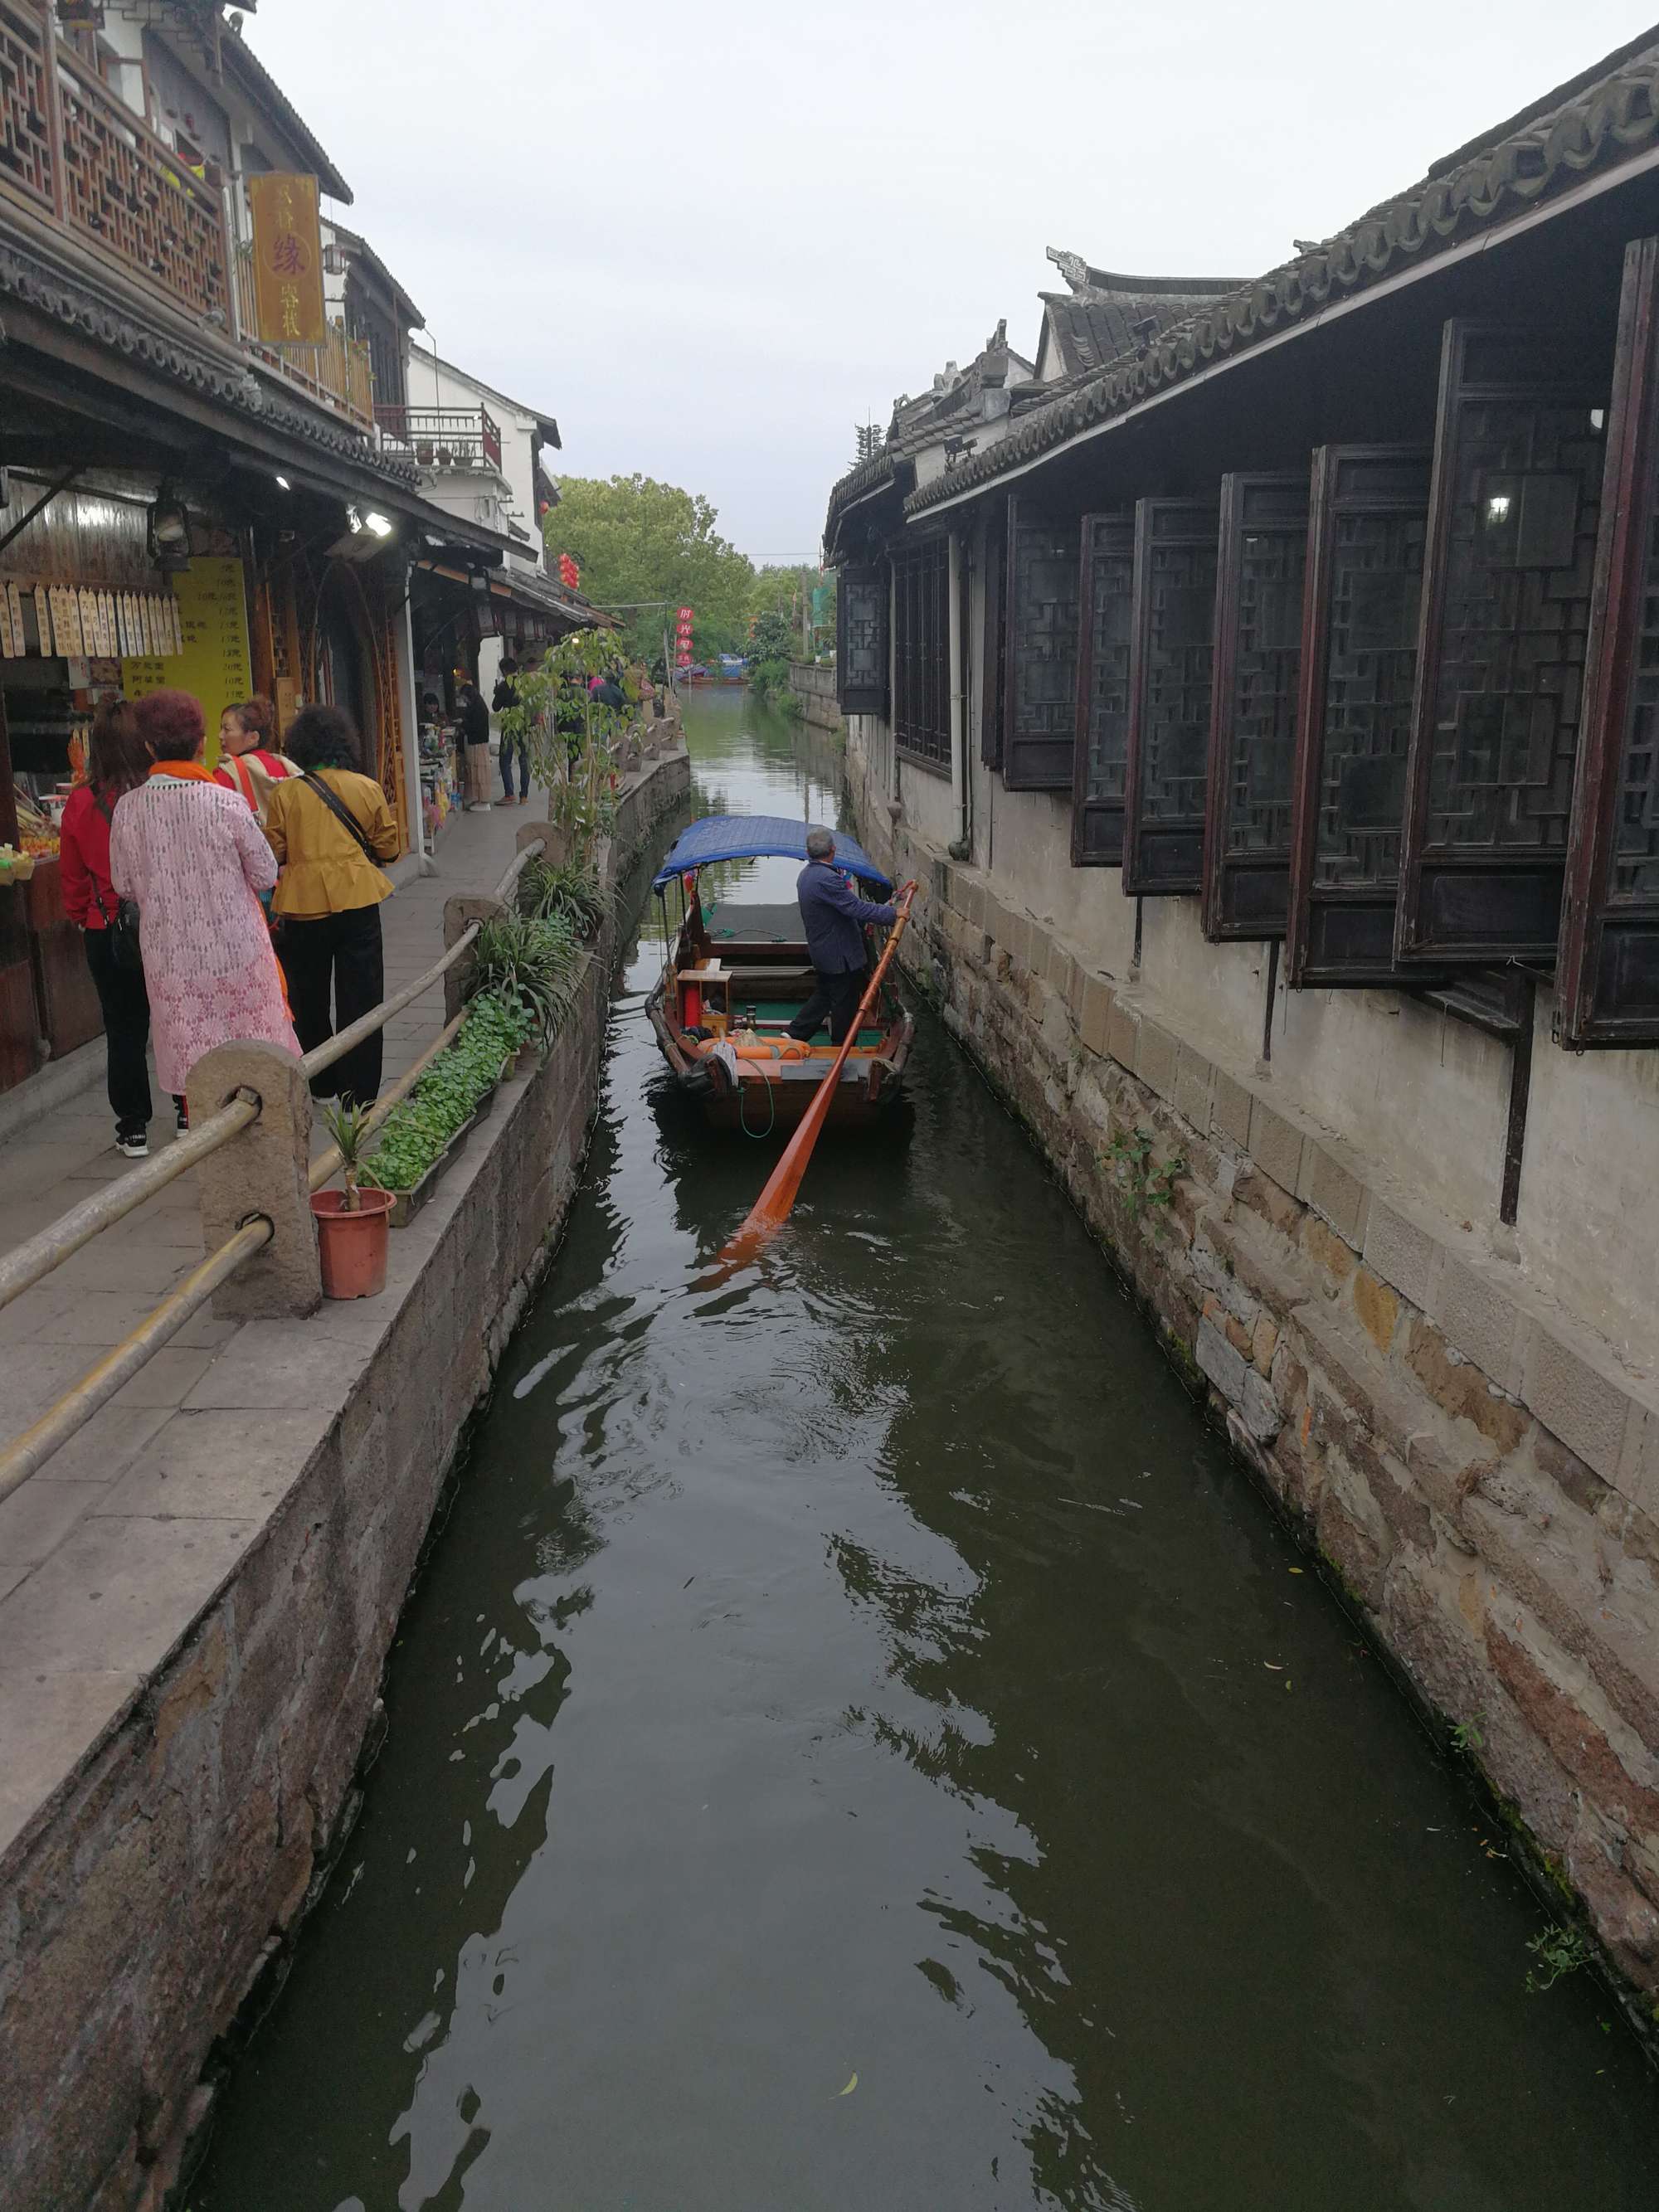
[645,814,914,1133]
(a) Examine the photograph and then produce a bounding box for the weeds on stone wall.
[1525,1924,1593,1993]
[1104,1125,1187,1231]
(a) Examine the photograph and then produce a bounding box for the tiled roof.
[1038,279,1240,380]
[902,29,1659,519]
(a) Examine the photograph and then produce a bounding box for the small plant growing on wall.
[1525,1923,1593,1994]
[1104,1125,1186,1231]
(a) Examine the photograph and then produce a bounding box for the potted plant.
[311,1099,395,1299]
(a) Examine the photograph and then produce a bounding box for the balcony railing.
[233,240,374,430]
[0,0,374,430]
[0,0,231,324]
[375,404,503,474]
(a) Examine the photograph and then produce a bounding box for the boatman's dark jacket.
[795,858,898,975]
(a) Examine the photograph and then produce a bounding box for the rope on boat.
[738,1064,776,1140]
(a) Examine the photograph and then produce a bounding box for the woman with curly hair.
[265,703,399,1106]
[109,688,298,1128]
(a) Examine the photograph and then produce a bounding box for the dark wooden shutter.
[1122,496,1220,897]
[1071,512,1136,864]
[1002,495,1081,790]
[980,499,1006,768]
[1559,236,1659,1048]
[1201,473,1310,938]
[1285,445,1434,987]
[835,562,888,718]
[1395,320,1609,964]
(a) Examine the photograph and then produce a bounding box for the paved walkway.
[0,785,542,1602]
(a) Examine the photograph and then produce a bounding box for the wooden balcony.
[0,0,231,325]
[374,403,504,474]
[0,0,373,431]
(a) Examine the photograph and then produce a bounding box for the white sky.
[246,1,1654,562]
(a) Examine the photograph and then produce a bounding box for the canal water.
[195,691,1658,2211]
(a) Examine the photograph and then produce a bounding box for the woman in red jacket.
[58,698,154,1157]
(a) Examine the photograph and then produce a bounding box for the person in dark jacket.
[786,828,898,1044]
[458,679,493,809]
[59,698,154,1155]
[493,659,532,805]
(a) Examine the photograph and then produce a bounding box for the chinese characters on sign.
[676,605,694,669]
[247,173,326,348]
[121,557,254,769]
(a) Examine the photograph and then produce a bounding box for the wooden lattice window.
[1559,235,1659,1047]
[1123,496,1220,897]
[836,562,888,719]
[980,500,1006,770]
[1286,446,1433,988]
[0,0,54,211]
[1071,511,1135,865]
[1002,495,1080,790]
[1396,321,1608,964]
[1201,474,1310,939]
[893,536,950,769]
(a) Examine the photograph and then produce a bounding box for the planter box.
[386,1109,480,1228]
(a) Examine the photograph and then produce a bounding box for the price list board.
[122,557,254,768]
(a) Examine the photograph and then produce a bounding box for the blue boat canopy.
[651,813,893,892]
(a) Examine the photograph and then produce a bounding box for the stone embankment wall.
[0,746,690,2212]
[786,660,844,734]
[844,742,1659,2038]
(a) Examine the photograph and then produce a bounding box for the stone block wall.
[786,660,844,734]
[0,750,691,2211]
[852,775,1659,2033]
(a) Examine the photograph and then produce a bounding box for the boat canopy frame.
[650,814,893,892]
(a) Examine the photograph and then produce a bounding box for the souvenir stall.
[0,476,254,1096]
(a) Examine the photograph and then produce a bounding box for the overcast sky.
[247,2,1652,563]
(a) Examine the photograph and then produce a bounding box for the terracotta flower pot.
[311,1187,394,1299]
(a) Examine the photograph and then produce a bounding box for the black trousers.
[84,927,153,1134]
[279,903,385,1106]
[786,964,868,1046]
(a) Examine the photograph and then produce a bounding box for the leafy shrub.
[470,910,581,1041]
[520,854,610,939]
[362,994,537,1194]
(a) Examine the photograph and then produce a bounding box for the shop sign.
[676,603,694,668]
[247,173,327,347]
[122,557,252,765]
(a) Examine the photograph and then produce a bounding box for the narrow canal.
[195,693,1658,2212]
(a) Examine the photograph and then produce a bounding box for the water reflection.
[193,690,1659,2212]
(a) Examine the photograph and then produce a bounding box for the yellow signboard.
[246,173,326,346]
[122,557,254,770]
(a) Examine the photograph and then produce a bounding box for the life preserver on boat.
[688,1036,809,1064]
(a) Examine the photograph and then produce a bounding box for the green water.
[192,689,1658,2210]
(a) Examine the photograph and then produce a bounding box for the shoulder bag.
[91,794,143,971]
[300,771,379,863]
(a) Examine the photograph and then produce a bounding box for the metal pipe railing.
[0,1091,259,1317]
[0,1217,272,1504]
[0,803,606,1495]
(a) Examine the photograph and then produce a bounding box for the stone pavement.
[0,783,543,1605]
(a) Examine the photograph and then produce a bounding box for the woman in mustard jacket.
[265,706,400,1107]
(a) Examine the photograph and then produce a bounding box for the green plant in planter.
[470,910,581,1041]
[362,994,538,1193]
[318,1097,381,1212]
[520,853,610,939]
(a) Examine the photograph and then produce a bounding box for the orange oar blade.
[719,884,917,1264]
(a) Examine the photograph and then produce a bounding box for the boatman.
[786,828,898,1045]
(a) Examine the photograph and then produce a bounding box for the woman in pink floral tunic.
[109,689,299,1117]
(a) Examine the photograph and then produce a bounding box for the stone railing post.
[516,819,572,873]
[443,892,508,1023]
[187,1041,322,1320]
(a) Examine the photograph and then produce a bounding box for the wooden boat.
[645,814,915,1132]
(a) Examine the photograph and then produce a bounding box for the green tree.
[545,475,755,664]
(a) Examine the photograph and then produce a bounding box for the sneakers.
[174,1097,189,1133]
[114,1126,148,1159]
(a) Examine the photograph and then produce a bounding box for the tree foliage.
[544,475,756,662]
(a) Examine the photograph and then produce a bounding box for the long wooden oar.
[718,881,918,1265]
